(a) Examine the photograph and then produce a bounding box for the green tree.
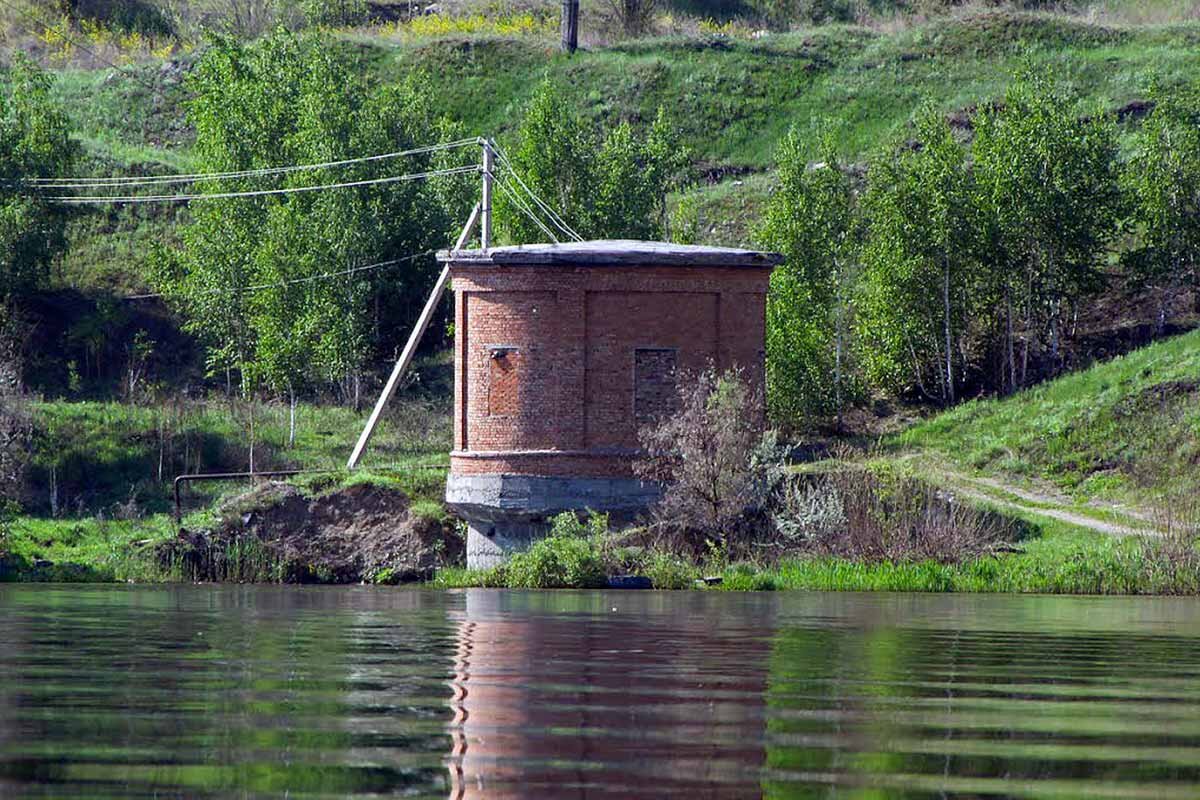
[301,0,367,28]
[0,56,76,300]
[159,32,469,442]
[498,81,686,243]
[1125,82,1200,333]
[973,67,1122,389]
[755,121,860,423]
[858,109,979,406]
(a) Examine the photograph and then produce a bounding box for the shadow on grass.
[0,552,117,583]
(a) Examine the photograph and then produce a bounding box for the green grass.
[724,520,1170,594]
[428,512,1200,595]
[1,514,178,582]
[31,8,1200,368]
[1,463,451,583]
[25,384,451,517]
[374,14,1200,171]
[896,328,1200,504]
[43,10,1200,301]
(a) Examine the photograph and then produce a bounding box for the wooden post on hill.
[561,0,578,53]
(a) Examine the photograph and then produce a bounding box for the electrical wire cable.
[39,165,480,204]
[31,138,482,188]
[491,145,584,241]
[123,249,438,300]
[493,153,581,242]
[494,177,559,244]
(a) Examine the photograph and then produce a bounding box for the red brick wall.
[450,264,769,476]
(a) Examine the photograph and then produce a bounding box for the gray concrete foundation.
[445,473,662,569]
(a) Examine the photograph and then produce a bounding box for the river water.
[2,586,1199,798]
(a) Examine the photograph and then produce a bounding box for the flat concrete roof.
[438,239,783,268]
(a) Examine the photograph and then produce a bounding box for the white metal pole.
[481,139,493,251]
[346,202,481,469]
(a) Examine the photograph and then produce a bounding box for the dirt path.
[907,457,1163,538]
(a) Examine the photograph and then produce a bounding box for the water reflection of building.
[446,590,775,799]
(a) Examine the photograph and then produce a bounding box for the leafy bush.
[641,550,700,589]
[0,500,14,560]
[503,512,608,589]
[0,394,31,508]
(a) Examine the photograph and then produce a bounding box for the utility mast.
[561,0,578,53]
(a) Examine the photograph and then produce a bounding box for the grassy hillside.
[35,10,1200,294]
[897,328,1200,505]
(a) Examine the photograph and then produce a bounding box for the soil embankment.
[162,482,463,583]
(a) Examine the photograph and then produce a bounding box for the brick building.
[440,240,781,568]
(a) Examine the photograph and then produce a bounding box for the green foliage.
[973,65,1123,389]
[1124,80,1200,324]
[858,109,980,405]
[642,550,700,588]
[302,0,368,27]
[757,121,860,421]
[158,31,471,396]
[497,81,688,244]
[25,394,450,516]
[0,56,76,299]
[503,513,608,589]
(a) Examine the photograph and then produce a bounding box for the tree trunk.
[834,276,844,428]
[1020,336,1029,387]
[942,257,955,406]
[1005,286,1016,394]
[288,388,297,449]
[157,408,165,482]
[1049,298,1060,364]
[248,399,256,475]
[560,0,578,52]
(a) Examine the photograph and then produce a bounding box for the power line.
[491,145,583,242]
[39,165,480,204]
[495,177,559,244]
[492,146,578,240]
[124,249,438,300]
[32,138,482,188]
[0,0,162,94]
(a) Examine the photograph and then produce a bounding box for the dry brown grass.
[773,465,1024,563]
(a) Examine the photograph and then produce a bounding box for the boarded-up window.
[487,347,522,416]
[634,348,678,426]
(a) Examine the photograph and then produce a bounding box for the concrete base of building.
[445,473,663,570]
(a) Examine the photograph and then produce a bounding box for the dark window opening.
[634,348,678,426]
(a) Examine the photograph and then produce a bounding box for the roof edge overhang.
[437,239,783,269]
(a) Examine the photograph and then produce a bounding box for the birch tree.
[0,56,76,300]
[498,81,686,244]
[1125,82,1200,332]
[755,121,860,423]
[857,109,978,406]
[973,67,1122,387]
[157,32,468,447]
